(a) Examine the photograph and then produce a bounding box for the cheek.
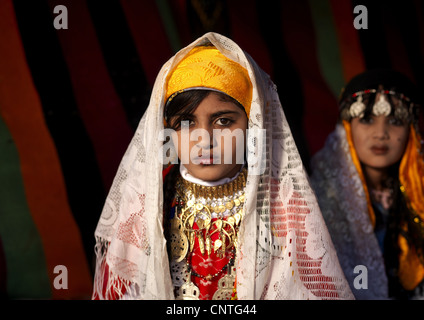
[393,131,409,156]
[396,136,408,148]
[223,129,246,152]
[396,131,409,144]
[351,128,369,161]
[171,132,182,157]
[351,130,366,150]
[173,131,203,163]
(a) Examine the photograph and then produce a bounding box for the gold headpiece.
[165,45,252,117]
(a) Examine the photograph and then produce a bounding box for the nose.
[194,125,216,149]
[372,119,389,140]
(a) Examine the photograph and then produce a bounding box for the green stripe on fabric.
[0,116,51,299]
[155,0,182,52]
[308,0,345,98]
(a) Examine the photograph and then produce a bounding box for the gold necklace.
[169,168,247,262]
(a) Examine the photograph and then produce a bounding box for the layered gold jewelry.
[169,168,247,263]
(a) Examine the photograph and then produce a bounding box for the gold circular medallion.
[170,228,189,263]
[225,200,234,210]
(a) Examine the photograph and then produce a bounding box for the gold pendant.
[205,235,212,256]
[197,231,205,255]
[189,231,196,253]
[212,267,236,300]
[214,239,222,252]
[169,217,188,263]
[220,235,226,257]
[177,280,200,300]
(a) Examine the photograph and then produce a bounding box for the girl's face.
[350,113,409,172]
[170,92,248,182]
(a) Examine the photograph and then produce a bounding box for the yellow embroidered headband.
[165,45,253,117]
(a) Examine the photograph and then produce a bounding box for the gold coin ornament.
[169,217,189,263]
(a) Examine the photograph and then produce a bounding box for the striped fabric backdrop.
[0,0,423,299]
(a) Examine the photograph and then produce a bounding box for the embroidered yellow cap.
[165,45,253,117]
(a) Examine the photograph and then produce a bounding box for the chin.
[365,160,399,170]
[188,165,238,182]
[192,169,225,182]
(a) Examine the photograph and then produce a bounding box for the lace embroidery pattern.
[116,194,150,252]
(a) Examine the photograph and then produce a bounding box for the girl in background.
[310,69,424,299]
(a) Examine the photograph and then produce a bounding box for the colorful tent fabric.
[0,0,423,299]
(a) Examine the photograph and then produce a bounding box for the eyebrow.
[173,110,242,119]
[210,110,241,118]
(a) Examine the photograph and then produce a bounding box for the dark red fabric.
[92,262,127,300]
[187,219,235,300]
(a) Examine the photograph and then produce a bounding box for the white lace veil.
[92,32,354,300]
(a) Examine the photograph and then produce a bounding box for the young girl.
[310,69,424,299]
[92,32,353,300]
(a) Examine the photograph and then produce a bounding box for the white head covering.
[92,32,354,300]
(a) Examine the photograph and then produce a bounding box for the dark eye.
[358,115,374,124]
[215,118,234,126]
[182,119,195,126]
[179,119,195,130]
[388,117,405,126]
[169,117,195,131]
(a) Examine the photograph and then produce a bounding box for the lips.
[370,145,389,155]
[195,154,216,165]
[198,157,214,165]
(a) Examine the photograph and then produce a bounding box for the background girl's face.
[170,92,248,182]
[350,113,409,172]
